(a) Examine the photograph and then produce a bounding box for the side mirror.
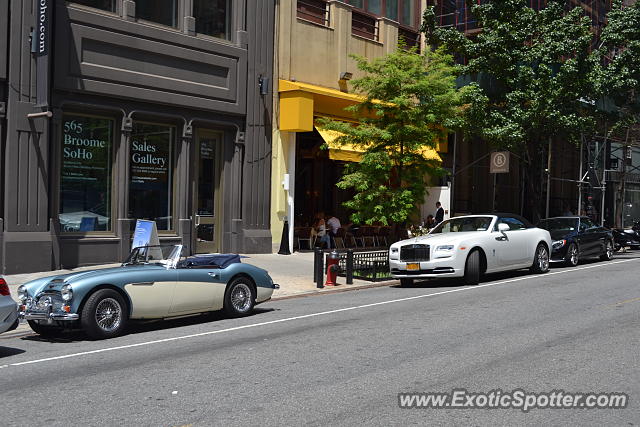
[498,223,510,233]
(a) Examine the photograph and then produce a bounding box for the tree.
[596,0,640,227]
[317,45,475,226]
[423,0,599,221]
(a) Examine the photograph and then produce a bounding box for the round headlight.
[61,284,73,302]
[17,285,28,303]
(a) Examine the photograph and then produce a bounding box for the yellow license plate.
[407,263,420,271]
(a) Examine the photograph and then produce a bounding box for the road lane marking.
[6,257,640,368]
[607,296,640,307]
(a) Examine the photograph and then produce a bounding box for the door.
[195,131,222,254]
[493,216,532,267]
[170,268,227,314]
[578,217,600,256]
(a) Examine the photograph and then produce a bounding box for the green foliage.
[318,45,474,225]
[595,0,640,138]
[423,0,600,219]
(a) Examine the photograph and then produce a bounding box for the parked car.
[537,216,614,266]
[389,214,552,287]
[0,277,19,334]
[18,245,279,339]
[612,228,640,251]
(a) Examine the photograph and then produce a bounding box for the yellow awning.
[314,125,442,163]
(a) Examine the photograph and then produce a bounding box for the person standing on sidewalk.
[434,202,445,225]
[326,213,341,249]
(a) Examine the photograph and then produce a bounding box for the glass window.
[349,0,364,8]
[194,0,232,39]
[69,0,116,12]
[367,0,381,15]
[385,0,398,21]
[496,217,527,231]
[431,216,493,233]
[135,0,177,27]
[400,0,414,27]
[129,122,175,231]
[580,218,596,230]
[60,114,113,232]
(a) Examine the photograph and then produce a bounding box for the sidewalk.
[3,251,397,336]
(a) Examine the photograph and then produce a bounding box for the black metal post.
[346,249,354,285]
[315,248,324,288]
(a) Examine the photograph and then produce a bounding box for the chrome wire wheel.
[95,297,122,332]
[230,283,252,313]
[537,245,549,272]
[601,240,614,261]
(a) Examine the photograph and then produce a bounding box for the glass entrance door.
[195,131,222,253]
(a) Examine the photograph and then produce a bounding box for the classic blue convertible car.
[18,245,279,339]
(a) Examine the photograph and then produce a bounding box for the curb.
[272,279,398,301]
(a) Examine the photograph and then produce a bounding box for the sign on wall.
[490,151,510,174]
[34,0,52,107]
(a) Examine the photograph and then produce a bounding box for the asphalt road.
[1,254,639,426]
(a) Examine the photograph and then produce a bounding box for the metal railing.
[297,0,330,26]
[314,249,390,287]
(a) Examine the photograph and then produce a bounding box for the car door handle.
[208,272,219,279]
[495,236,508,241]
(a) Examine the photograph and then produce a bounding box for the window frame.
[59,112,117,236]
[348,0,421,29]
[128,120,178,234]
[67,0,118,14]
[134,0,180,30]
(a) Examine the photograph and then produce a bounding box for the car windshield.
[123,245,183,267]
[430,216,494,234]
[538,218,578,232]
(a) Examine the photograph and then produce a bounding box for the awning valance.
[314,125,442,163]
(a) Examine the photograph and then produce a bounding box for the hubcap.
[538,246,549,271]
[569,245,578,265]
[231,283,252,313]
[95,298,122,332]
[606,241,613,259]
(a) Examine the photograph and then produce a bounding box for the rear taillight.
[0,278,9,296]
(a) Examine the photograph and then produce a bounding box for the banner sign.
[132,220,160,249]
[35,0,52,107]
[490,151,510,174]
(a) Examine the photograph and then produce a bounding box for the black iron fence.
[314,248,391,287]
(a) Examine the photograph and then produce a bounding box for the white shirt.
[327,217,341,234]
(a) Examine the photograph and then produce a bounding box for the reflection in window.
[194,0,232,39]
[60,114,113,232]
[385,0,398,21]
[70,0,116,12]
[129,122,174,230]
[400,0,414,27]
[367,0,381,15]
[135,0,177,27]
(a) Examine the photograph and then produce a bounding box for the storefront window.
[69,0,116,12]
[129,122,174,230]
[194,0,232,40]
[135,0,177,27]
[60,114,113,232]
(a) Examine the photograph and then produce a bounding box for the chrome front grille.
[28,292,64,313]
[400,244,430,262]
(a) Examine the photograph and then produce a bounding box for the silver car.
[0,277,19,334]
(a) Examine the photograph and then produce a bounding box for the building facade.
[271,0,448,251]
[0,0,275,274]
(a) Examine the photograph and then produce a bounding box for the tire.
[224,277,256,317]
[27,320,63,338]
[400,278,414,288]
[530,243,550,274]
[80,289,128,339]
[463,249,481,286]
[564,243,579,267]
[600,239,614,261]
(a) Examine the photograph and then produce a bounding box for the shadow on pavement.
[21,307,276,343]
[0,346,26,358]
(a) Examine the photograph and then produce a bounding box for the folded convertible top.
[182,254,241,268]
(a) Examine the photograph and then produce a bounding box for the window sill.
[296,17,333,30]
[351,33,383,46]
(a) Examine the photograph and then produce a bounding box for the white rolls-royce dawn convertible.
[389,214,552,287]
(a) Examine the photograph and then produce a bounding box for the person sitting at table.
[312,212,330,248]
[425,215,436,230]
